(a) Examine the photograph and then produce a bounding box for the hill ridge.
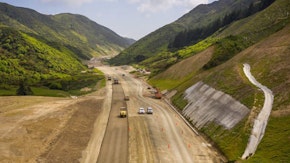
[0,2,134,58]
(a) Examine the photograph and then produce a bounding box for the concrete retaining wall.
[182,82,249,129]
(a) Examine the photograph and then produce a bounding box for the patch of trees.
[134,54,146,62]
[202,35,252,70]
[168,0,276,50]
[45,74,103,91]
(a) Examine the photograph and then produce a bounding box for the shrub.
[48,82,62,90]
[16,82,33,95]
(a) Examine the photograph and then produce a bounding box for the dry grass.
[153,46,214,80]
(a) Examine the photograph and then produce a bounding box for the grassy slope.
[109,0,256,65]
[0,27,105,96]
[149,0,290,161]
[0,3,131,59]
[157,23,290,163]
[52,13,127,56]
[0,3,118,96]
[149,46,214,90]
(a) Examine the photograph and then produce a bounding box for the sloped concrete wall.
[182,82,249,129]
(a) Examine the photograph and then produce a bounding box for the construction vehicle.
[124,95,129,101]
[154,88,162,99]
[120,107,127,118]
[113,78,119,84]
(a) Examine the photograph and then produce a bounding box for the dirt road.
[0,65,225,162]
[98,66,225,162]
[97,84,128,163]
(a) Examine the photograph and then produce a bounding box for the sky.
[1,0,216,40]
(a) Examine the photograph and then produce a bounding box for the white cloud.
[41,0,94,6]
[127,0,141,3]
[129,0,209,13]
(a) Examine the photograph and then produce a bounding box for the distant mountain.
[109,0,258,65]
[0,3,135,59]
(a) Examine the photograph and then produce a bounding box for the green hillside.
[51,13,130,57]
[147,0,290,161]
[0,27,105,96]
[0,3,133,59]
[0,2,135,96]
[125,0,278,76]
[108,0,260,65]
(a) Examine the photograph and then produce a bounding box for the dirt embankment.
[38,98,103,162]
[0,94,104,162]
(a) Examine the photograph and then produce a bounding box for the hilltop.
[0,3,134,58]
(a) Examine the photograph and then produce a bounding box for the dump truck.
[120,107,127,118]
[124,95,129,101]
[154,88,162,99]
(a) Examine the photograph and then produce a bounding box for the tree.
[16,82,33,95]
[134,54,146,62]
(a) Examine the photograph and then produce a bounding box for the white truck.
[147,107,153,114]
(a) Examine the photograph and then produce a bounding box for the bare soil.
[0,93,104,162]
[38,98,103,163]
[96,84,128,163]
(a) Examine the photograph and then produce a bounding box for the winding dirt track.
[242,63,274,159]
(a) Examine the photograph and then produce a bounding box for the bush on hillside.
[203,35,252,69]
[16,82,33,95]
[48,82,63,90]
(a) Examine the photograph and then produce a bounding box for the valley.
[1,0,290,161]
